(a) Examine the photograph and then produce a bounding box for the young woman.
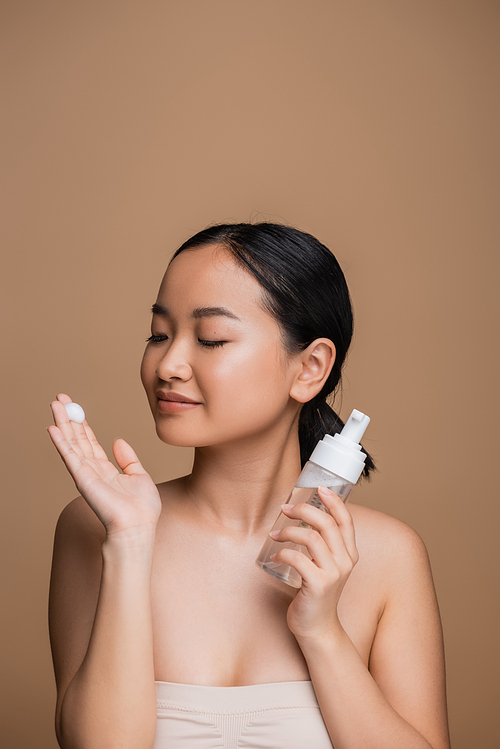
[48,223,451,749]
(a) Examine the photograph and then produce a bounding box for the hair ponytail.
[298,398,375,479]
[171,221,376,479]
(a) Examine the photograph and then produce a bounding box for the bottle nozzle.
[340,409,370,444]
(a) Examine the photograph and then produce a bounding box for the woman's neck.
[180,424,302,537]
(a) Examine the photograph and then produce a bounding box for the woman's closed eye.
[145,334,226,348]
[146,334,168,343]
[197,338,226,348]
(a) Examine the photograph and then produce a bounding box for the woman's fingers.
[272,524,339,572]
[279,496,358,566]
[51,396,94,459]
[46,423,85,477]
[112,438,149,476]
[82,422,109,462]
[317,486,358,562]
[50,398,84,455]
[272,546,321,584]
[47,396,162,536]
[272,521,353,574]
[54,393,72,406]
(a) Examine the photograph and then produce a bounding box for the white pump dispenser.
[309,409,370,484]
[256,408,370,588]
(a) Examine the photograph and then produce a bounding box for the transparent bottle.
[255,409,370,588]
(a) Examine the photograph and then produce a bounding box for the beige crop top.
[153,679,334,748]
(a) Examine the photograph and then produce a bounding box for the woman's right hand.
[47,394,162,540]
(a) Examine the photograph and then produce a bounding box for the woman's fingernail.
[281,503,292,512]
[270,553,278,561]
[269,530,280,538]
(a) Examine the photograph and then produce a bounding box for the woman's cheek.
[208,346,286,412]
[212,345,265,389]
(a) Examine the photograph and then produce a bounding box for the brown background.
[1,1,499,747]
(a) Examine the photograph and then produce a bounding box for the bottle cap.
[309,409,370,484]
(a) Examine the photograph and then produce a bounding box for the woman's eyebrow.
[192,306,241,321]
[151,303,241,321]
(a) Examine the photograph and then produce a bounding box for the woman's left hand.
[269,485,359,644]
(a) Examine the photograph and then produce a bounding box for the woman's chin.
[155,428,195,448]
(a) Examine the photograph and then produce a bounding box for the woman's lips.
[155,391,201,413]
[157,399,200,413]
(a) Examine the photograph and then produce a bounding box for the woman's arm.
[49,502,158,749]
[297,521,450,749]
[47,395,162,749]
[271,488,451,749]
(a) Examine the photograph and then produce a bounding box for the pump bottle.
[255,409,370,588]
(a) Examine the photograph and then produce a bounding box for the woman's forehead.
[157,244,265,315]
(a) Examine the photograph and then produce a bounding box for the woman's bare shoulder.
[348,501,431,583]
[349,500,426,546]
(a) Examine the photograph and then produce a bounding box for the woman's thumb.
[112,438,148,475]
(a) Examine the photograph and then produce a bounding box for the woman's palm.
[48,395,162,537]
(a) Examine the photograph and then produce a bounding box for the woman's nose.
[155,343,192,382]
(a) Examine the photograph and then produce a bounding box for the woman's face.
[140,243,301,449]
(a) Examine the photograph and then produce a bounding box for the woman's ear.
[289,338,336,404]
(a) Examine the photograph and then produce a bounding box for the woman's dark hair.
[170,222,375,478]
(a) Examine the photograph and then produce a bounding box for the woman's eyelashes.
[145,334,226,348]
[146,334,168,343]
[198,339,226,348]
